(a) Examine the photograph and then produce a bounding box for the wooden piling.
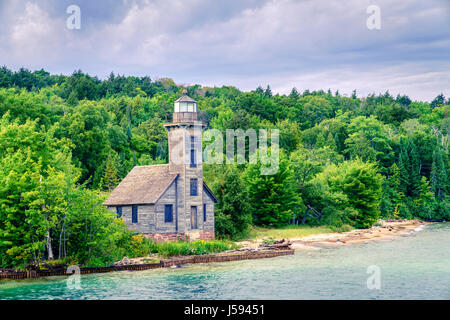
[0,249,294,280]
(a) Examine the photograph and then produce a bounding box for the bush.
[150,239,238,258]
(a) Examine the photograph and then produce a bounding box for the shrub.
[149,239,237,258]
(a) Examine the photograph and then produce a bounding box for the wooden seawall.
[0,249,294,280]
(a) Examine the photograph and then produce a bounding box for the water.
[1,223,449,300]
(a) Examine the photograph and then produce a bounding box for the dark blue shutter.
[203,204,207,222]
[165,204,173,223]
[132,205,138,223]
[190,179,198,196]
[190,149,196,168]
[116,206,122,218]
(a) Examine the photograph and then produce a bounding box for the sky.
[0,0,449,101]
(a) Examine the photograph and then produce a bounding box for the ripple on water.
[1,223,449,300]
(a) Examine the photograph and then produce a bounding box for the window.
[190,178,198,196]
[203,204,207,222]
[132,205,138,223]
[165,204,173,223]
[116,206,122,218]
[190,149,196,168]
[190,136,196,168]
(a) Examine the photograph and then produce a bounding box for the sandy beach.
[237,220,430,250]
[113,220,430,265]
[290,220,429,249]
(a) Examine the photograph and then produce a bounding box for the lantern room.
[173,89,198,123]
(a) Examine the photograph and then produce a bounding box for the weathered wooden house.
[103,90,218,241]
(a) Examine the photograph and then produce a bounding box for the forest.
[0,66,448,269]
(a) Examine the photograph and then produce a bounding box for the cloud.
[0,0,448,101]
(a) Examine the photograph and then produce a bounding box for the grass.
[243,225,336,241]
[149,240,240,258]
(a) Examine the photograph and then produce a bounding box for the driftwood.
[113,256,131,266]
[261,239,292,250]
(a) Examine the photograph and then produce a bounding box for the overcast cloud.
[0,0,449,101]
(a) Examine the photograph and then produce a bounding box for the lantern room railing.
[172,112,198,123]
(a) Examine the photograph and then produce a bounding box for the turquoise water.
[1,223,449,300]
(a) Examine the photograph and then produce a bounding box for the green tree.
[213,166,252,239]
[0,115,77,267]
[344,116,393,172]
[101,154,120,192]
[244,153,302,226]
[430,148,448,201]
[312,159,383,228]
[55,101,111,186]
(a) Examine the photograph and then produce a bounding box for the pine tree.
[408,141,421,198]
[101,154,119,192]
[430,148,447,200]
[397,150,409,195]
[431,93,445,108]
[264,85,272,98]
[255,86,264,95]
[289,87,299,99]
[388,163,404,216]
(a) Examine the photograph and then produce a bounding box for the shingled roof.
[103,164,178,206]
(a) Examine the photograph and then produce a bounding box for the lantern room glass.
[174,101,197,113]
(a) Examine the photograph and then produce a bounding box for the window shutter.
[132,205,138,223]
[203,204,207,222]
[165,204,173,223]
[116,206,122,218]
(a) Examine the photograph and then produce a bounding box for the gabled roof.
[103,164,178,206]
[203,182,219,203]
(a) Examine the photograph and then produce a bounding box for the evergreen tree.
[255,86,264,95]
[430,148,448,200]
[409,141,421,198]
[101,154,119,192]
[264,85,272,98]
[289,87,299,99]
[381,163,404,218]
[397,149,410,195]
[414,176,434,219]
[431,93,445,108]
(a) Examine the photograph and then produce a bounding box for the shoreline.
[0,249,294,281]
[290,220,429,250]
[238,219,430,250]
[0,220,433,281]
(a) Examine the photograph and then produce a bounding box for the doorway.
[191,206,198,229]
